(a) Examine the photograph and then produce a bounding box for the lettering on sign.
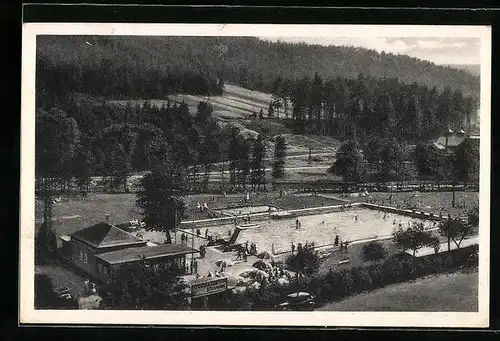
[191,277,228,298]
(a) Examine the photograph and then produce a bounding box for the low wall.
[361,203,447,221]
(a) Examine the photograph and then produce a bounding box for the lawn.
[35,193,141,236]
[183,192,346,220]
[107,83,273,121]
[316,270,478,312]
[347,191,479,218]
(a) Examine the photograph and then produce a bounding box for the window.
[103,266,108,275]
[82,252,88,264]
[79,249,84,261]
[98,263,103,274]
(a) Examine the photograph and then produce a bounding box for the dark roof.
[96,243,196,265]
[71,222,145,249]
[436,135,466,148]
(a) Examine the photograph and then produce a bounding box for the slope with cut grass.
[317,270,478,312]
[108,83,272,121]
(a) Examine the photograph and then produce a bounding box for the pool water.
[194,208,435,254]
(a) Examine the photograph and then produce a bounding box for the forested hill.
[37,36,479,102]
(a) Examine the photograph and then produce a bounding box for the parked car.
[54,286,73,300]
[275,292,316,311]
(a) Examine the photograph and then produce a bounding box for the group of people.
[180,232,190,244]
[290,241,315,254]
[197,201,209,212]
[279,189,291,198]
[236,241,258,261]
[334,235,349,253]
[262,265,293,285]
[295,219,302,229]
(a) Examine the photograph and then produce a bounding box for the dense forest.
[36,98,273,194]
[269,73,477,142]
[35,35,479,194]
[36,36,480,106]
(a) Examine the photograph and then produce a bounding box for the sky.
[263,36,480,66]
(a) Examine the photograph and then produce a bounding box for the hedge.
[225,245,478,310]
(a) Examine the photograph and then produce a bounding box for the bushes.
[286,243,320,276]
[222,245,478,310]
[362,241,387,262]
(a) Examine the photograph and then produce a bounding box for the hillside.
[109,83,272,121]
[37,36,480,104]
[447,64,481,77]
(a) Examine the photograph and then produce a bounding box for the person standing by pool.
[334,235,339,246]
[291,242,295,254]
[296,219,299,229]
[354,215,358,222]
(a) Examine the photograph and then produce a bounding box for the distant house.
[58,222,195,283]
[432,128,480,155]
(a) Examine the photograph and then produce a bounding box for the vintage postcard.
[20,23,491,327]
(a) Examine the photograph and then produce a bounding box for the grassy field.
[37,190,478,237]
[36,192,344,235]
[108,83,272,120]
[348,191,479,218]
[316,270,478,311]
[35,193,141,236]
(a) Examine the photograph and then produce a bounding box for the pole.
[191,222,195,275]
[174,207,177,244]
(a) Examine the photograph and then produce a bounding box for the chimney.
[445,128,453,148]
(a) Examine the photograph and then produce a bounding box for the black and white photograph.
[20,23,491,327]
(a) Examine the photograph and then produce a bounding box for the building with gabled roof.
[71,222,146,250]
[58,221,196,283]
[432,128,480,155]
[59,222,147,280]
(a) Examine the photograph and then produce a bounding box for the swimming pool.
[191,208,436,254]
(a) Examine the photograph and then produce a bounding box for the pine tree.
[251,134,266,190]
[136,165,186,244]
[272,135,287,180]
[268,102,274,117]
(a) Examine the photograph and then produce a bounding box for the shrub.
[362,241,387,262]
[222,245,478,310]
[286,243,320,275]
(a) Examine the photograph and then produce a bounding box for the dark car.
[275,292,316,311]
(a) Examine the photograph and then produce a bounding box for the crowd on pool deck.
[176,191,474,282]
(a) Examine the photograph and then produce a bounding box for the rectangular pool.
[191,208,435,254]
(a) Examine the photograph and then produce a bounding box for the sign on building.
[191,277,228,299]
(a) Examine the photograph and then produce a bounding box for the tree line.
[268,73,478,142]
[333,136,479,186]
[36,98,288,196]
[37,36,479,106]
